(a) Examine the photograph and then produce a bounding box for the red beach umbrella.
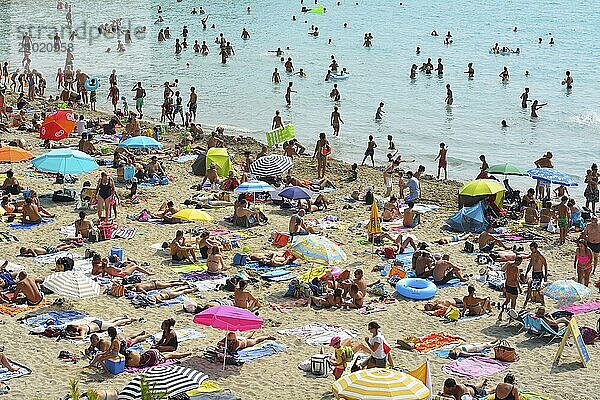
[40,109,76,141]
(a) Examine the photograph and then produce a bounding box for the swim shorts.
[557,216,568,228]
[587,241,600,254]
[505,285,519,296]
[136,97,144,108]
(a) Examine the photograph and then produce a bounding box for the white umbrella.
[42,271,100,299]
[118,365,208,400]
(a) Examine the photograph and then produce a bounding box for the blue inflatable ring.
[84,77,100,91]
[395,278,437,300]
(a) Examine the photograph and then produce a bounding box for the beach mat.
[413,332,464,353]
[147,328,205,344]
[278,323,357,346]
[433,344,490,359]
[442,355,510,379]
[560,300,600,315]
[124,359,178,373]
[433,278,469,289]
[0,361,31,382]
[20,309,88,330]
[171,264,208,274]
[234,341,286,363]
[8,218,54,229]
[187,278,228,292]
[0,298,52,316]
[261,269,296,281]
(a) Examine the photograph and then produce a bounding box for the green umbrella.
[486,163,529,176]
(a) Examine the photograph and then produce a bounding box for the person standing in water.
[375,102,385,120]
[361,135,377,167]
[285,82,296,105]
[445,84,453,105]
[331,106,343,136]
[435,58,444,75]
[464,63,474,78]
[561,70,573,90]
[520,88,531,108]
[272,68,281,84]
[272,110,283,130]
[530,100,547,118]
[131,82,146,118]
[499,66,509,82]
[434,142,448,180]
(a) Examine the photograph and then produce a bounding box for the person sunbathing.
[435,233,470,245]
[134,286,197,306]
[377,233,417,257]
[298,193,330,212]
[442,377,492,400]
[248,251,295,267]
[382,196,401,222]
[151,318,178,352]
[433,254,469,284]
[74,211,94,239]
[234,280,260,311]
[20,191,54,218]
[414,251,435,278]
[86,331,151,355]
[479,225,510,251]
[218,331,276,352]
[448,339,501,359]
[207,247,228,273]
[343,284,364,309]
[402,201,421,227]
[308,288,343,309]
[18,243,75,257]
[534,307,570,330]
[65,316,136,340]
[157,201,181,223]
[0,352,18,372]
[0,196,19,214]
[523,205,539,225]
[289,209,315,235]
[124,348,192,368]
[196,230,220,259]
[0,171,21,195]
[462,285,493,315]
[170,230,198,263]
[234,198,260,224]
[128,279,186,294]
[93,257,152,277]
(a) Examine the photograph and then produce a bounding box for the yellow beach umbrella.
[367,200,382,235]
[459,179,505,196]
[172,209,213,222]
[332,368,430,400]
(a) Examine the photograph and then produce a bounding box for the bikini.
[577,254,592,271]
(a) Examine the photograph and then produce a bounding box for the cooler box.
[124,165,135,181]
[104,355,125,374]
[110,246,123,261]
[310,354,330,376]
[233,253,247,266]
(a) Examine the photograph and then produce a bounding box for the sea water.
[2,0,600,189]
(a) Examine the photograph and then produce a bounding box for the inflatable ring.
[329,74,349,81]
[84,77,100,91]
[395,278,437,300]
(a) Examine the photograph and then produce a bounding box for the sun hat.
[329,336,341,346]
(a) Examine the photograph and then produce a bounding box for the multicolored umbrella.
[542,279,592,306]
[172,209,213,222]
[279,186,313,200]
[459,179,506,196]
[119,136,162,149]
[32,149,98,175]
[486,163,529,176]
[290,234,346,265]
[0,146,33,163]
[234,179,276,193]
[332,368,430,400]
[42,271,100,299]
[528,168,578,186]
[249,155,293,177]
[39,109,76,141]
[118,365,208,400]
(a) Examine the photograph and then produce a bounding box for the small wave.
[570,111,600,127]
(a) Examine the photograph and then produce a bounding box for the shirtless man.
[284,57,294,73]
[285,82,296,105]
[131,82,147,118]
[272,68,281,84]
[361,135,377,166]
[383,160,399,197]
[21,198,42,224]
[272,110,283,130]
[462,285,492,315]
[498,256,523,321]
[74,211,93,238]
[445,84,453,105]
[582,216,600,274]
[402,201,421,228]
[170,230,198,263]
[234,280,259,311]
[464,63,474,78]
[146,156,165,177]
[289,209,314,235]
[11,271,44,306]
[187,87,197,122]
[478,225,510,251]
[433,255,468,284]
[561,70,573,90]
[202,163,220,190]
[414,251,434,279]
[442,377,490,400]
[330,106,343,136]
[434,142,448,180]
[523,242,547,308]
[520,87,531,108]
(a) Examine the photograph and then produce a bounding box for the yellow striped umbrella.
[289,234,346,265]
[332,368,430,400]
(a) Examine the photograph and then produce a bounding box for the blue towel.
[395,251,414,267]
[0,361,31,382]
[432,278,469,289]
[8,218,54,229]
[234,342,286,363]
[21,310,88,329]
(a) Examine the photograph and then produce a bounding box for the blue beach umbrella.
[527,168,578,186]
[32,149,98,175]
[234,179,276,193]
[119,136,163,149]
[279,186,314,200]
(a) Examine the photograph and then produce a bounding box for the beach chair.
[539,319,567,344]
[520,314,543,336]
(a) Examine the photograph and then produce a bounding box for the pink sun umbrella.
[194,305,264,369]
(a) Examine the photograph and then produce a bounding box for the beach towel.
[189,390,241,400]
[261,270,297,282]
[187,380,223,396]
[59,225,76,236]
[0,298,52,316]
[124,359,178,373]
[560,300,600,315]
[0,232,19,243]
[112,226,136,239]
[483,391,552,400]
[147,328,205,344]
[433,344,491,359]
[0,361,31,382]
[187,277,229,292]
[8,218,54,229]
[444,313,491,323]
[20,309,88,331]
[442,356,510,379]
[72,259,94,274]
[358,304,387,315]
[395,251,414,267]
[299,267,331,283]
[34,251,83,264]
[278,323,357,346]
[171,263,208,274]
[179,271,225,281]
[413,332,464,353]
[175,154,198,163]
[0,259,24,272]
[433,278,469,289]
[131,290,191,308]
[234,341,286,363]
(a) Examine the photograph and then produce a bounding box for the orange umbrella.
[0,146,33,162]
[40,109,76,141]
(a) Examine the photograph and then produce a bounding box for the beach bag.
[99,224,117,240]
[109,283,125,297]
[87,227,99,243]
[383,246,395,259]
[581,326,598,345]
[233,253,247,266]
[444,305,461,321]
[365,190,374,205]
[494,340,518,362]
[272,232,290,247]
[463,241,475,253]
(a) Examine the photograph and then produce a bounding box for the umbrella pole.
[223,335,227,371]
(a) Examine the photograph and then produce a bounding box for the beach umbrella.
[459,179,506,196]
[32,149,98,175]
[42,271,100,299]
[194,305,264,369]
[172,209,213,222]
[290,234,347,265]
[118,365,208,400]
[119,136,163,149]
[332,368,430,400]
[0,146,33,163]
[39,109,76,141]
[528,168,578,186]
[249,155,293,177]
[279,185,314,200]
[234,179,276,193]
[542,279,592,306]
[367,200,382,260]
[486,163,529,177]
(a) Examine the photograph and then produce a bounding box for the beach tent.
[205,148,232,177]
[445,202,488,233]
[191,152,207,176]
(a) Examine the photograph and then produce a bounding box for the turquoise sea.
[2,0,600,188]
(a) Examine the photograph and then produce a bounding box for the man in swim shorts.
[131,81,146,118]
[442,377,491,400]
[583,215,600,274]
[523,242,547,308]
[432,254,468,285]
[498,256,522,321]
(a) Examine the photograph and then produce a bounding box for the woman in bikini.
[197,230,219,259]
[448,339,501,359]
[574,240,593,286]
[95,171,115,219]
[151,318,178,352]
[129,279,185,294]
[125,348,192,368]
[218,331,275,353]
[382,196,400,222]
[207,247,228,273]
[65,316,136,340]
[93,257,152,277]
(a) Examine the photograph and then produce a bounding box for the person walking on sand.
[131,82,146,118]
[530,100,547,118]
[361,135,377,167]
[314,132,330,178]
[498,256,522,321]
[285,82,296,105]
[445,84,453,105]
[520,87,531,108]
[434,142,448,180]
[561,70,573,90]
[331,106,343,136]
[583,216,600,274]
